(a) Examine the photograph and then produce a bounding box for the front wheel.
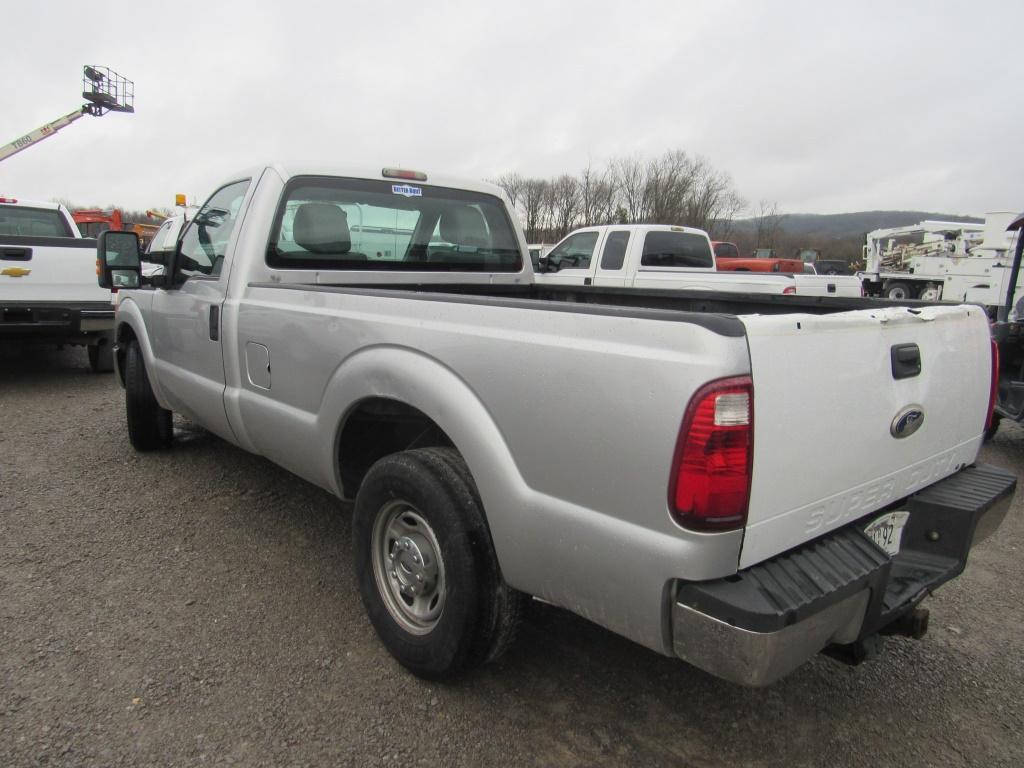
[353,447,524,679]
[124,341,173,450]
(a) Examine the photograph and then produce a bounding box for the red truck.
[713,243,803,273]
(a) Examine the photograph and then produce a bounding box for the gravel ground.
[1,344,1022,768]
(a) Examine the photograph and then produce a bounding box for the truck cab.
[536,225,797,294]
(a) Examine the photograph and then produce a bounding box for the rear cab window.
[713,242,739,259]
[640,231,714,269]
[0,206,73,237]
[267,177,522,272]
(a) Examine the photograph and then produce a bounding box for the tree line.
[492,149,746,244]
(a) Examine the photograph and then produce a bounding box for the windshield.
[0,206,72,237]
[267,176,522,272]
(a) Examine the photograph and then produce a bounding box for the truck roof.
[262,164,509,200]
[565,223,710,236]
[0,197,64,210]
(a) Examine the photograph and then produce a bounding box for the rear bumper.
[0,301,114,342]
[671,463,1016,686]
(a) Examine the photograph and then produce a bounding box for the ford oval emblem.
[891,406,925,438]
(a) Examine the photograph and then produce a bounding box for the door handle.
[891,343,920,379]
[209,305,220,341]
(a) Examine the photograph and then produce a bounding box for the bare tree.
[521,178,548,243]
[492,172,524,209]
[611,155,646,223]
[495,147,744,240]
[753,200,787,250]
[550,174,581,239]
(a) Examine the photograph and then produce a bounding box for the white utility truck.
[859,213,1022,305]
[95,165,1013,686]
[536,224,863,297]
[0,197,114,370]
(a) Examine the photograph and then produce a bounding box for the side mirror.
[96,230,142,290]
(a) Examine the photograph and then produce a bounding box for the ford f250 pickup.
[95,165,1015,686]
[540,225,862,297]
[1,197,114,371]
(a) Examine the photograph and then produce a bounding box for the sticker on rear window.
[391,184,422,198]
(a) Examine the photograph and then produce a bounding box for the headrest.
[293,203,351,254]
[439,206,489,248]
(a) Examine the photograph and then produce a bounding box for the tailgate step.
[677,464,1016,636]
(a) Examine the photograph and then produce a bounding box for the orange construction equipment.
[72,208,160,248]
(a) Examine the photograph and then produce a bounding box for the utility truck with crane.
[859,214,1021,305]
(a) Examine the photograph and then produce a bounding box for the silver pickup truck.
[95,165,1015,685]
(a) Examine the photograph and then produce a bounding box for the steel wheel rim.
[371,500,446,635]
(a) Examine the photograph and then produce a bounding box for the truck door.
[592,230,631,288]
[147,179,252,442]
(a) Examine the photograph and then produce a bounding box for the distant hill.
[726,210,985,262]
[732,211,984,241]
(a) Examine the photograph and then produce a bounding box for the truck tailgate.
[0,239,108,304]
[738,304,992,568]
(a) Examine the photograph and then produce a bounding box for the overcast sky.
[1,0,1020,216]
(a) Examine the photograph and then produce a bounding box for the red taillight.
[783,285,796,295]
[669,376,753,531]
[0,197,17,204]
[986,339,1000,430]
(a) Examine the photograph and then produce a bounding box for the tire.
[87,334,115,373]
[884,281,916,301]
[353,447,524,679]
[984,414,1002,442]
[124,341,173,450]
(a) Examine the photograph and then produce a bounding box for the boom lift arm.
[1,66,133,164]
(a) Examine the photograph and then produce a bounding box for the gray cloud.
[1,0,1020,215]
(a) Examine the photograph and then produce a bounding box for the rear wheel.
[124,341,172,450]
[353,447,524,679]
[884,281,916,301]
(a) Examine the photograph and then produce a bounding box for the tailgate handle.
[1,247,32,261]
[891,343,921,379]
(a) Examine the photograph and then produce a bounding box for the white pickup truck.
[536,224,863,297]
[95,165,1014,686]
[1,197,115,371]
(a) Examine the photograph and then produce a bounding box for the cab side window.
[599,231,630,270]
[545,231,599,272]
[177,180,250,278]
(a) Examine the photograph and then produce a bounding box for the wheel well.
[337,398,454,498]
[115,323,138,386]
